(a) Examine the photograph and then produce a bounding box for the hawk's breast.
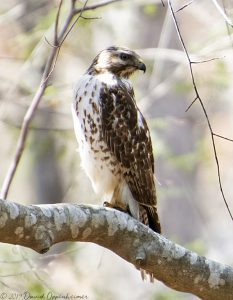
[72,73,122,195]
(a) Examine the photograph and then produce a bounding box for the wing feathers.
[100,81,161,233]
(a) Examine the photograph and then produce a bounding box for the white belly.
[72,107,119,195]
[72,74,120,196]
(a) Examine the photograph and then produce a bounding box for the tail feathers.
[147,206,161,233]
[139,205,161,234]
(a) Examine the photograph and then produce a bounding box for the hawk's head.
[88,46,146,78]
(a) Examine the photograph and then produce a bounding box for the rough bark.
[0,199,232,299]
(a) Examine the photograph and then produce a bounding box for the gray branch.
[0,199,232,300]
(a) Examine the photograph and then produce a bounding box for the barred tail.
[138,205,160,283]
[139,205,161,233]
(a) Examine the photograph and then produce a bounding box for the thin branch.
[168,0,233,221]
[44,36,58,48]
[175,0,194,13]
[0,280,17,291]
[58,0,89,47]
[213,133,233,143]
[221,0,233,48]
[0,0,121,200]
[0,199,232,300]
[18,248,55,292]
[185,96,198,112]
[211,0,233,28]
[0,247,80,264]
[41,49,61,84]
[0,119,72,132]
[0,269,38,278]
[0,83,48,200]
[54,0,63,46]
[42,0,91,84]
[80,15,101,20]
[190,56,225,64]
[73,0,122,14]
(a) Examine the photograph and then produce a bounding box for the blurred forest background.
[0,0,233,299]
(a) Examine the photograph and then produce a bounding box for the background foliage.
[0,0,232,299]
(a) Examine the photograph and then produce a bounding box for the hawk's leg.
[103,201,126,212]
[103,183,130,214]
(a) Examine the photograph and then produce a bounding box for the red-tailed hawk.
[72,46,161,234]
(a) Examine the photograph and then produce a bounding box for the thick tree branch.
[0,199,232,300]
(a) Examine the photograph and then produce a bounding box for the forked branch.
[0,0,122,200]
[168,0,233,221]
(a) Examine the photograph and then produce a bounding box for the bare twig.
[185,96,198,112]
[213,133,233,143]
[221,0,233,48]
[211,0,233,28]
[42,0,90,84]
[54,0,63,46]
[175,0,194,13]
[0,117,72,132]
[44,36,58,48]
[168,0,233,221]
[18,248,55,292]
[80,15,101,20]
[0,83,48,199]
[0,0,122,199]
[148,9,171,91]
[58,0,89,47]
[190,56,225,64]
[73,0,122,14]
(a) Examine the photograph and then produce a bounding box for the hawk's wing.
[100,81,161,233]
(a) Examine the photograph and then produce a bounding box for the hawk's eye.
[120,53,130,61]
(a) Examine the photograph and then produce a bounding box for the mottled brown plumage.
[72,46,161,234]
[99,81,161,233]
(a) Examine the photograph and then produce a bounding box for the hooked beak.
[137,61,146,73]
